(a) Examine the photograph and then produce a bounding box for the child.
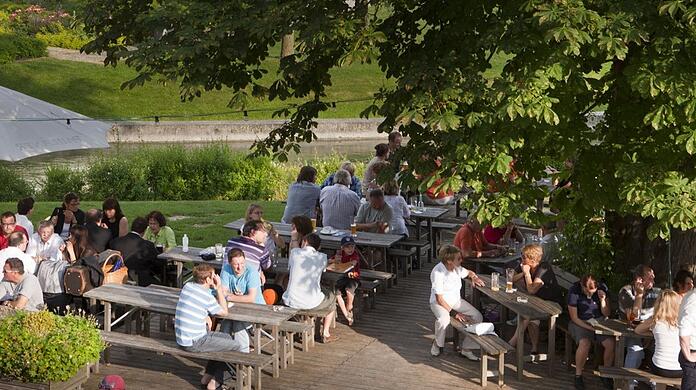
[331,236,361,325]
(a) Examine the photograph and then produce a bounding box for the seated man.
[355,188,393,233]
[508,244,561,354]
[0,258,44,311]
[16,197,35,237]
[27,221,64,262]
[453,216,505,258]
[175,264,244,390]
[618,265,660,369]
[219,248,263,353]
[0,231,36,278]
[320,169,361,230]
[225,220,270,284]
[85,209,112,253]
[0,211,28,250]
[109,217,164,286]
[282,233,338,343]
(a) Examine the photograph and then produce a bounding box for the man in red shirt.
[0,212,28,250]
[453,217,505,259]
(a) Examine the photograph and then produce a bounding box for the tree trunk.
[606,212,696,287]
[280,34,294,58]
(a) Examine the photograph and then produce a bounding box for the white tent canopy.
[0,86,111,161]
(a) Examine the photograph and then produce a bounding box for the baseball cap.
[99,375,126,390]
[340,236,356,246]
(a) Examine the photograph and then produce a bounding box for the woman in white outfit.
[430,244,485,361]
[634,289,682,379]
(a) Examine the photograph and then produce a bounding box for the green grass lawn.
[0,57,390,120]
[0,200,285,248]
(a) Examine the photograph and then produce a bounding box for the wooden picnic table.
[157,246,223,288]
[84,283,296,378]
[408,206,447,253]
[467,253,521,275]
[468,274,562,380]
[224,218,403,271]
[590,318,653,368]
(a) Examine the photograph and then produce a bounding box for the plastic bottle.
[182,234,189,253]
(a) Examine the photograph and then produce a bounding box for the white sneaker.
[460,350,480,361]
[430,341,441,356]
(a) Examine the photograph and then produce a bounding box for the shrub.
[8,5,70,35]
[0,164,33,201]
[225,154,280,201]
[85,154,150,200]
[35,23,89,50]
[0,32,46,63]
[39,165,85,201]
[0,310,104,383]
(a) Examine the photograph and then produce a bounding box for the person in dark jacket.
[50,192,85,240]
[85,209,112,253]
[109,217,164,286]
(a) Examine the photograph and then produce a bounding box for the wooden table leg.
[548,315,556,376]
[104,302,112,363]
[176,262,183,288]
[415,218,422,240]
[272,325,280,377]
[615,336,625,368]
[254,325,262,356]
[516,317,525,380]
[426,218,434,261]
[480,353,488,387]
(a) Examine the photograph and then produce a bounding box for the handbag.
[99,250,129,285]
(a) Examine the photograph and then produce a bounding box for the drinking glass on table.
[491,272,500,292]
[505,268,515,293]
[215,243,223,259]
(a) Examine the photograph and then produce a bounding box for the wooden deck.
[85,261,605,389]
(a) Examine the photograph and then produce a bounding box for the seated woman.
[508,244,561,354]
[430,245,485,361]
[245,204,284,255]
[62,225,97,264]
[144,210,176,251]
[635,290,682,379]
[321,161,362,197]
[673,269,694,299]
[50,192,85,240]
[282,233,338,343]
[567,274,614,390]
[102,197,128,240]
[483,222,524,245]
[383,180,410,237]
[281,166,321,224]
[219,248,264,353]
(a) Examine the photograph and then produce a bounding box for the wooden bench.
[387,247,416,280]
[294,292,337,348]
[552,265,580,291]
[274,320,313,368]
[451,318,512,388]
[360,269,395,291]
[101,331,273,390]
[399,238,431,268]
[599,366,681,390]
[355,279,381,315]
[429,221,460,252]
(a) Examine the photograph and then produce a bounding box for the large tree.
[83,0,696,283]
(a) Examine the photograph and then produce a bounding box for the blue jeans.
[624,337,644,368]
[182,331,244,385]
[220,320,251,353]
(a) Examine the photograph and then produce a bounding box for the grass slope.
[0,58,390,120]
[0,200,284,248]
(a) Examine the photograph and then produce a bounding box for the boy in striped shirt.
[175,264,244,390]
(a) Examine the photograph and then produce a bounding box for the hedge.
[0,32,46,64]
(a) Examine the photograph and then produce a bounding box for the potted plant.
[0,310,105,389]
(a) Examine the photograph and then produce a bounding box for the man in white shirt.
[27,221,64,262]
[0,231,36,280]
[15,197,35,237]
[679,289,696,388]
[282,233,338,343]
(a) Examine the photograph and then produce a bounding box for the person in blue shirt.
[219,248,265,352]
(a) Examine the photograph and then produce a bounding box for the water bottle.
[182,234,189,253]
[418,194,424,209]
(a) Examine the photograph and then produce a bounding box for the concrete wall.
[107,118,387,143]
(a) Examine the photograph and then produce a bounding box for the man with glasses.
[0,211,28,250]
[0,258,44,311]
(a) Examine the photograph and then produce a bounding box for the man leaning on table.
[175,263,245,390]
[679,288,696,388]
[453,216,506,259]
[618,265,660,371]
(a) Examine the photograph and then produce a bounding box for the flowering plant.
[9,5,71,35]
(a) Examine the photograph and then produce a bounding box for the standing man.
[679,288,696,388]
[0,212,28,250]
[388,131,402,154]
[226,220,270,284]
[175,264,244,390]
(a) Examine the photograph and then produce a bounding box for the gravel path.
[47,47,106,65]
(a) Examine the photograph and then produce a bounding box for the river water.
[3,139,378,181]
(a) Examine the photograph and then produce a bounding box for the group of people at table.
[0,193,176,313]
[434,214,696,389]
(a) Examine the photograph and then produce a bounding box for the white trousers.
[430,299,483,350]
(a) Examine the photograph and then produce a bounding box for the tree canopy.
[83,0,696,243]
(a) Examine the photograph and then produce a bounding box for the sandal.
[346,311,354,326]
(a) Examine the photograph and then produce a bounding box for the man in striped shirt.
[225,220,270,284]
[175,264,244,390]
